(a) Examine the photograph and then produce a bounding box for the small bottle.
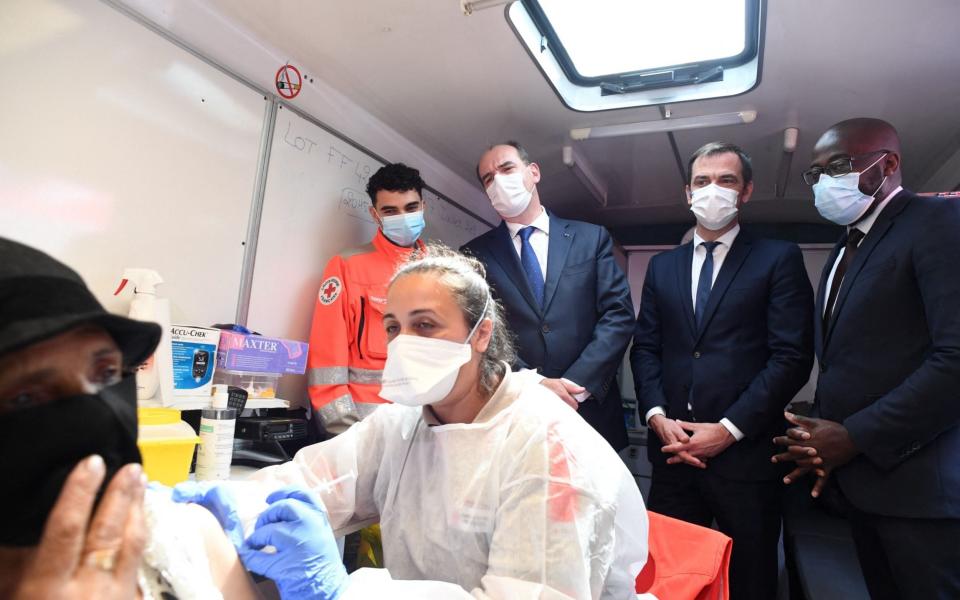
[114,268,165,401]
[195,392,236,481]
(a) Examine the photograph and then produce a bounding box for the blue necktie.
[695,241,720,327]
[518,226,544,307]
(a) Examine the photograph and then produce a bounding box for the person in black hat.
[0,238,258,599]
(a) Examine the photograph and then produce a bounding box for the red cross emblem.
[318,276,342,305]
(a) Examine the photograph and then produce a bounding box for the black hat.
[0,238,161,367]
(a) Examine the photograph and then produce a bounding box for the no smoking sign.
[275,64,302,99]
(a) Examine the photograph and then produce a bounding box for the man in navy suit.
[461,141,634,450]
[774,118,960,599]
[631,142,814,599]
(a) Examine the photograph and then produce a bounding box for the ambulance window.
[508,0,763,111]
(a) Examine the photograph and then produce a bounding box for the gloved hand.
[171,481,244,551]
[240,486,349,600]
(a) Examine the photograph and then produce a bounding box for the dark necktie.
[518,226,544,307]
[824,228,865,329]
[695,241,720,327]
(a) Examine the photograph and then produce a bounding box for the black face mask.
[0,375,141,547]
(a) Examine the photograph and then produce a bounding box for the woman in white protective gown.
[179,246,649,600]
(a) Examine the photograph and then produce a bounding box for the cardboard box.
[216,330,308,375]
[170,325,221,396]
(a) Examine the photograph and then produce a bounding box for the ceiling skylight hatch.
[508,0,764,111]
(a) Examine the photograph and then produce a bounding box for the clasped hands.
[649,414,735,468]
[771,411,858,497]
[651,407,861,495]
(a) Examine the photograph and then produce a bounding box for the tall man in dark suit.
[774,118,960,599]
[462,141,634,450]
[631,142,814,599]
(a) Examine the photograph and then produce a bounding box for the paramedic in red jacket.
[307,163,427,434]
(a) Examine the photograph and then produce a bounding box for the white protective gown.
[248,367,649,599]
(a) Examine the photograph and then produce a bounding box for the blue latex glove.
[171,481,245,551]
[240,486,349,600]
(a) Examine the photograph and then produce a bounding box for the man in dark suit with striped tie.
[462,141,635,450]
[631,142,815,599]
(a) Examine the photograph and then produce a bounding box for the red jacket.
[636,511,732,600]
[307,230,424,434]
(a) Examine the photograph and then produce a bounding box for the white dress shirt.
[822,186,902,318]
[645,225,745,441]
[505,207,550,279]
[691,225,740,310]
[506,209,589,402]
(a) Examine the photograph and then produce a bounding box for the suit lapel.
[695,234,752,343]
[815,237,845,356]
[542,217,573,313]
[675,242,697,339]
[824,192,912,347]
[485,222,542,316]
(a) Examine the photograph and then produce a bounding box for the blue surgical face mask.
[813,153,887,225]
[380,210,425,246]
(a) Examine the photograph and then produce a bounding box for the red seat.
[635,511,733,600]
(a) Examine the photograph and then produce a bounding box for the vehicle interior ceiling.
[204,0,960,246]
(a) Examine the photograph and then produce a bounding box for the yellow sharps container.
[137,408,200,485]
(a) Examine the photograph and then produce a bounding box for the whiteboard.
[422,188,487,248]
[0,0,265,326]
[246,105,491,406]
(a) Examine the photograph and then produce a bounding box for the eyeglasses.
[801,150,890,185]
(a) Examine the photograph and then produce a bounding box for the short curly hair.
[366,163,425,207]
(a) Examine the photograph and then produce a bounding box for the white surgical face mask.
[379,298,489,407]
[813,154,887,225]
[689,183,740,230]
[485,171,533,218]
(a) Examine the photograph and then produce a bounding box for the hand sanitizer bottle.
[114,268,165,401]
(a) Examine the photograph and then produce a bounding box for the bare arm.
[182,503,261,600]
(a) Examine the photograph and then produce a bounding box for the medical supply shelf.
[139,396,290,411]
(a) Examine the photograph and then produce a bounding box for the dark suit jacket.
[462,215,635,450]
[814,190,960,519]
[631,232,814,481]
